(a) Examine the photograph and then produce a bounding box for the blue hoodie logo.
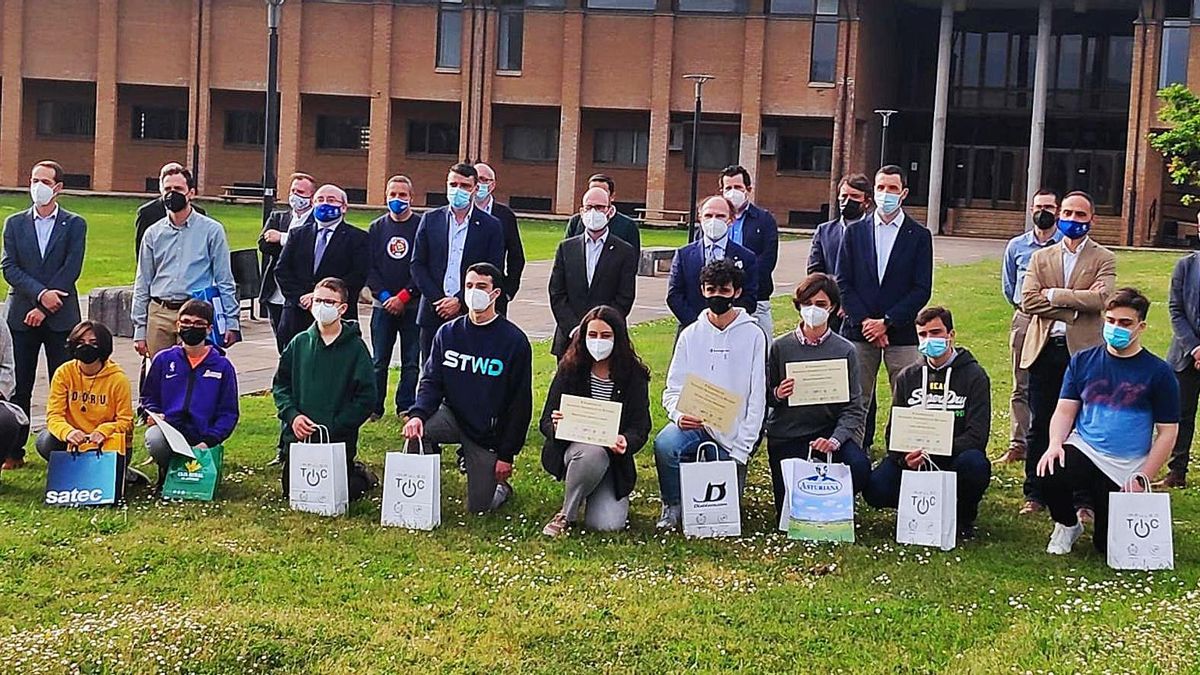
[442,349,504,376]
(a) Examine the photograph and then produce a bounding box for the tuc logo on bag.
[911,493,937,515]
[394,473,426,499]
[299,463,330,488]
[693,482,728,506]
[1126,516,1160,538]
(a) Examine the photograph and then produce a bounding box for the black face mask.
[179,326,209,347]
[1033,209,1057,230]
[163,190,188,213]
[839,199,865,222]
[706,295,734,316]
[73,343,102,365]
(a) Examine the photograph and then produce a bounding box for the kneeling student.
[273,277,378,501]
[864,306,992,540]
[540,306,652,536]
[1037,288,1179,556]
[0,321,30,472]
[653,259,767,530]
[140,300,239,488]
[766,273,870,522]
[404,263,533,513]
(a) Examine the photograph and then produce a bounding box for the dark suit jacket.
[2,207,86,333]
[410,206,506,327]
[808,216,867,276]
[666,239,758,327]
[1166,252,1200,372]
[135,197,204,259]
[835,214,933,346]
[565,212,642,256]
[734,203,779,300]
[489,202,526,302]
[547,234,638,355]
[258,209,314,304]
[274,220,370,322]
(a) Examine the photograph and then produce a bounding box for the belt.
[151,297,187,310]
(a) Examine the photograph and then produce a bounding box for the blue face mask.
[447,187,471,210]
[387,198,409,215]
[1057,218,1091,240]
[1103,323,1134,350]
[874,190,903,215]
[476,183,491,200]
[313,203,342,224]
[918,337,949,359]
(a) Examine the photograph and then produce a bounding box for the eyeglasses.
[582,204,609,212]
[312,298,342,307]
[179,321,210,329]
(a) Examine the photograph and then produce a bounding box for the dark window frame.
[809,16,839,83]
[315,115,370,152]
[437,2,464,70]
[683,127,739,171]
[35,100,95,137]
[407,119,460,156]
[497,3,524,72]
[675,0,747,14]
[1160,19,1191,89]
[593,128,650,167]
[502,124,559,163]
[224,110,266,147]
[776,135,833,174]
[584,0,656,11]
[131,106,188,142]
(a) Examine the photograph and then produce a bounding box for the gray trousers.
[852,341,920,446]
[561,442,628,532]
[423,405,507,513]
[145,426,173,475]
[1008,310,1033,451]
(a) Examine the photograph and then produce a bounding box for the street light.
[874,109,898,167]
[261,0,286,225]
[683,74,714,243]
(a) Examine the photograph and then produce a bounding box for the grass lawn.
[0,194,692,296]
[0,251,1196,673]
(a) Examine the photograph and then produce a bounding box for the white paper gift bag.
[896,458,957,551]
[680,441,742,538]
[778,454,855,543]
[380,438,441,530]
[288,426,349,517]
[1108,474,1174,570]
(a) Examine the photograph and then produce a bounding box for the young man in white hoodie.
[654,259,768,530]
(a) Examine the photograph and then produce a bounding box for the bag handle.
[914,451,935,472]
[406,436,426,455]
[308,424,331,444]
[695,440,719,463]
[805,445,833,464]
[1122,472,1152,493]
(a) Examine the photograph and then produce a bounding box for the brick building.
[0,0,1195,245]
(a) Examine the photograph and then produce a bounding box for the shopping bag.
[778,453,855,543]
[680,441,741,538]
[1107,474,1174,570]
[288,426,349,516]
[190,286,227,346]
[895,457,957,551]
[380,438,441,530]
[162,445,224,502]
[45,436,126,507]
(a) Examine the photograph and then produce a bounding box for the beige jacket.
[1019,237,1116,369]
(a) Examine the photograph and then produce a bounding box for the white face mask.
[701,217,729,241]
[289,193,311,213]
[582,209,609,232]
[30,182,54,208]
[800,304,830,328]
[464,287,494,313]
[310,302,341,326]
[586,338,614,361]
[723,188,748,210]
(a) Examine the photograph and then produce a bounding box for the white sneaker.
[655,505,681,530]
[1046,522,1084,555]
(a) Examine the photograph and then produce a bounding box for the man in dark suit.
[667,195,758,329]
[835,165,932,452]
[259,172,316,351]
[473,163,525,314]
[719,165,779,337]
[0,160,85,467]
[809,173,872,335]
[1160,250,1200,488]
[274,183,369,348]
[134,161,205,260]
[564,173,641,255]
[410,162,506,360]
[548,186,638,357]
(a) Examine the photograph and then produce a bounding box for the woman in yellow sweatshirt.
[35,321,133,459]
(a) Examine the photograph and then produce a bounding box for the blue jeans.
[370,306,420,416]
[653,424,747,507]
[864,449,992,527]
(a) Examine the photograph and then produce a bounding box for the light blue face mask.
[447,187,471,210]
[874,190,903,215]
[918,337,949,359]
[1103,323,1134,350]
[476,183,491,200]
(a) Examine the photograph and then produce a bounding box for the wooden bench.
[218,184,265,204]
[638,246,676,278]
[635,207,688,229]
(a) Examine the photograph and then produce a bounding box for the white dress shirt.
[444,208,472,297]
[584,230,608,286]
[1050,238,1086,337]
[873,209,905,284]
[33,206,58,257]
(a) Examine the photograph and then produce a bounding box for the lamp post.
[875,109,898,167]
[261,0,286,225]
[683,74,714,242]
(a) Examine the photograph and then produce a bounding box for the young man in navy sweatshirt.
[141,300,240,488]
[404,262,533,513]
[367,174,422,420]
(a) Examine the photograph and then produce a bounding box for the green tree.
[1149,84,1200,205]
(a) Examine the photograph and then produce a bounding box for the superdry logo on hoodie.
[906,381,967,416]
[442,349,505,376]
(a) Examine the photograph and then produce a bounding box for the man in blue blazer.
[1163,250,1200,488]
[720,166,778,337]
[808,173,872,334]
[411,163,506,360]
[835,165,933,451]
[0,160,86,466]
[667,195,758,329]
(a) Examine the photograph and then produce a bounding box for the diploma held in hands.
[678,375,742,435]
[555,394,623,447]
[785,360,850,406]
[888,407,955,456]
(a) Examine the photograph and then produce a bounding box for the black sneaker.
[126,467,151,486]
[456,447,467,475]
[354,461,380,491]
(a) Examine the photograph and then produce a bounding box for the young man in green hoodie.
[273,277,378,501]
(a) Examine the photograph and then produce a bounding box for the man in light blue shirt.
[133,166,240,358]
[997,188,1061,464]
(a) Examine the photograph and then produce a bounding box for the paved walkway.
[17,235,1007,427]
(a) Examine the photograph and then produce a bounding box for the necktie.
[313,228,331,273]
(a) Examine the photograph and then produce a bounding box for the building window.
[316,115,370,151]
[777,136,832,173]
[677,0,746,13]
[36,101,95,137]
[1161,20,1190,89]
[437,2,463,70]
[131,106,188,141]
[768,0,836,14]
[225,110,265,146]
[594,129,649,167]
[407,120,459,155]
[498,2,523,72]
[585,0,656,10]
[809,17,839,83]
[503,125,558,162]
[684,129,738,170]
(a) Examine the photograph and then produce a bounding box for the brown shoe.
[1076,507,1095,525]
[1018,500,1044,515]
[541,511,570,538]
[995,447,1026,464]
[1152,472,1188,489]
[1,458,25,471]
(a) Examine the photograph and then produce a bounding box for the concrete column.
[830,14,859,209]
[554,11,584,214]
[737,17,765,182]
[645,14,675,212]
[477,7,495,162]
[277,0,303,189]
[366,2,394,205]
[0,0,25,186]
[193,0,214,194]
[925,0,953,235]
[92,0,120,192]
[1025,0,1052,224]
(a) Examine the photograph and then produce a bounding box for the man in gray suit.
[0,160,86,467]
[1163,250,1200,488]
